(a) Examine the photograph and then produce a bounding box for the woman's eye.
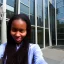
[11,28,26,33]
[20,29,26,33]
[11,28,17,32]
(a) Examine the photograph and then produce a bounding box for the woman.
[0,14,47,64]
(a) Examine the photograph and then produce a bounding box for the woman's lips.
[15,37,21,42]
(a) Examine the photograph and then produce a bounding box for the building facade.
[0,0,63,48]
[56,0,64,45]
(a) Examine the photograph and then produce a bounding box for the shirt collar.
[16,42,23,51]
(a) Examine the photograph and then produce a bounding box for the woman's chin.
[15,40,22,45]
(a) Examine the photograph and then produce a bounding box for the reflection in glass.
[20,0,29,6]
[57,1,63,8]
[30,27,35,43]
[30,0,35,25]
[37,0,43,26]
[37,28,43,48]
[30,0,35,15]
[37,17,43,26]
[37,0,42,6]
[45,0,48,28]
[57,20,64,44]
[49,2,55,45]
[30,15,35,25]
[57,13,64,19]
[57,0,64,45]
[45,29,49,46]
[6,10,14,18]
[7,0,15,7]
[58,7,64,13]
[56,0,62,3]
[57,40,64,45]
[20,3,29,15]
[0,0,3,4]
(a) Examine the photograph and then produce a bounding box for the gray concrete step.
[41,45,64,64]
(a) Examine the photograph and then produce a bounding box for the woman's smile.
[15,37,22,42]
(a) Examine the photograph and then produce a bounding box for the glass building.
[56,0,64,45]
[0,0,64,48]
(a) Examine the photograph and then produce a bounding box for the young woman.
[0,14,47,64]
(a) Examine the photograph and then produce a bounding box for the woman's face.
[10,19,27,44]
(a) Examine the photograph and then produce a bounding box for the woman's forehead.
[11,19,27,29]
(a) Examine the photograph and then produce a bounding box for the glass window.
[0,3,2,7]
[49,3,55,31]
[45,0,48,7]
[20,0,29,6]
[30,14,35,25]
[56,0,63,3]
[57,40,64,45]
[37,0,42,6]
[30,0,35,15]
[0,0,3,4]
[57,20,64,33]
[37,16,43,26]
[0,0,2,7]
[52,0,55,7]
[30,27,35,43]
[57,13,64,19]
[45,0,48,28]
[6,10,14,18]
[56,0,64,45]
[57,1,63,8]
[57,32,64,39]
[37,28,43,48]
[20,3,29,15]
[7,0,15,7]
[45,29,49,46]
[37,0,43,27]
[57,20,64,45]
[58,7,64,13]
[57,21,64,45]
[49,2,55,45]
[37,6,42,17]
[45,16,48,28]
[30,0,35,25]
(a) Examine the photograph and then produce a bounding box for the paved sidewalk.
[41,45,64,64]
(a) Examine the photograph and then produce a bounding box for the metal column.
[14,0,20,14]
[1,0,7,43]
[35,0,37,44]
[43,0,45,48]
[55,0,57,46]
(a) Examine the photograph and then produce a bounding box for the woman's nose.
[15,31,21,37]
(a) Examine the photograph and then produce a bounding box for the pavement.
[41,45,64,64]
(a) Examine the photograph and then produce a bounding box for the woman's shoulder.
[29,43,43,55]
[29,43,41,51]
[29,43,48,64]
[0,43,7,59]
[0,43,7,48]
[29,43,39,48]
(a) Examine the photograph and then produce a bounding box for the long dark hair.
[3,14,31,64]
